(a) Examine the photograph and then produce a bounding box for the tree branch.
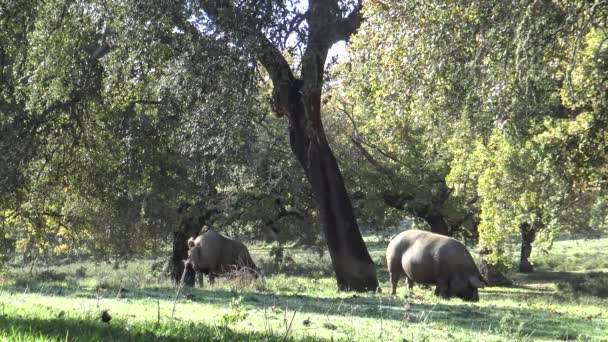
[351,137,396,181]
[0,101,25,116]
[301,0,364,89]
[330,1,364,44]
[335,97,403,188]
[199,0,296,117]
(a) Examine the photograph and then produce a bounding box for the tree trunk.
[519,222,535,273]
[423,180,452,236]
[382,191,453,236]
[168,231,195,287]
[199,0,376,292]
[167,203,212,286]
[287,84,378,292]
[479,249,512,287]
[423,211,450,236]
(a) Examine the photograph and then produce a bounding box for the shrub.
[224,267,260,290]
[37,270,67,282]
[74,266,87,278]
[498,312,525,337]
[220,296,249,328]
[556,272,608,298]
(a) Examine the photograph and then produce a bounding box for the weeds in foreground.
[497,312,526,339]
[220,296,249,328]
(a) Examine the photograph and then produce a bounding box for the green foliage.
[343,0,608,268]
[220,296,249,327]
[0,0,323,259]
[590,195,608,231]
[269,243,285,267]
[497,312,526,339]
[2,0,607,276]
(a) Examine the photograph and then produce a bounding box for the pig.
[386,229,486,301]
[187,230,258,286]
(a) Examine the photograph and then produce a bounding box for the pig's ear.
[469,275,485,288]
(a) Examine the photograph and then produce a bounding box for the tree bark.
[479,249,512,287]
[519,222,535,273]
[422,211,450,236]
[168,200,221,285]
[168,231,195,287]
[168,209,202,286]
[287,84,378,291]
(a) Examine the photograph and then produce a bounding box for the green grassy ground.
[1,237,607,341]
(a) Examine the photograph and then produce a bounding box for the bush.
[74,266,87,278]
[224,267,261,290]
[220,296,249,328]
[37,270,67,282]
[498,312,525,338]
[556,272,608,298]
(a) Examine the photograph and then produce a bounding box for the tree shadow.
[2,271,606,341]
[514,270,582,283]
[479,289,556,301]
[511,270,608,298]
[0,314,293,342]
[180,288,605,340]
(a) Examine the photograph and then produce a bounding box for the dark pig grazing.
[386,229,486,302]
[187,230,258,286]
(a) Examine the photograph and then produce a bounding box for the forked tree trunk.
[288,85,378,292]
[519,222,535,273]
[200,0,377,292]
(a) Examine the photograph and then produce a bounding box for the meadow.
[1,237,607,341]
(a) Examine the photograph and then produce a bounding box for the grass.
[533,237,608,272]
[1,237,607,341]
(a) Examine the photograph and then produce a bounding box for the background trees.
[1,0,304,260]
[338,0,608,278]
[1,0,607,283]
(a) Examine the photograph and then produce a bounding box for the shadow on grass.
[554,271,608,298]
[0,314,320,341]
[3,275,606,341]
[478,289,556,302]
[515,270,583,283]
[269,263,334,278]
[512,270,608,298]
[179,288,604,340]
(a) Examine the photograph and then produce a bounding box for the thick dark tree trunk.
[519,222,535,273]
[167,203,213,286]
[423,211,450,236]
[479,249,512,287]
[167,215,208,286]
[168,231,195,287]
[287,85,378,292]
